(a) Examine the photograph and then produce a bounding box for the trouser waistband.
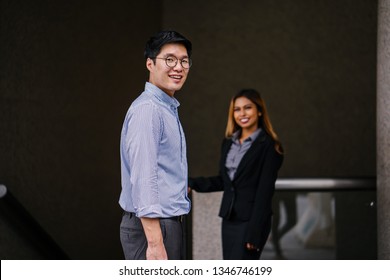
[124,211,183,222]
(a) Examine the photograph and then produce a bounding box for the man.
[119,30,192,260]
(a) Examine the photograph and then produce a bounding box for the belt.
[124,212,184,223]
[162,215,184,223]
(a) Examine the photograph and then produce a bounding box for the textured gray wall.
[0,0,161,259]
[377,0,390,260]
[163,0,377,259]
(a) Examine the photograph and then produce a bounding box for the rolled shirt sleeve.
[126,103,162,216]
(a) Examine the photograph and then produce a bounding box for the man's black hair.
[144,30,192,59]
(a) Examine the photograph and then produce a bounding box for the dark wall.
[0,0,161,259]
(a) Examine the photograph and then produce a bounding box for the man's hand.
[146,239,168,260]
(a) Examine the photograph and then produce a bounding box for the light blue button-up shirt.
[119,82,191,218]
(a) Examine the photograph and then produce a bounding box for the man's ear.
[146,58,154,71]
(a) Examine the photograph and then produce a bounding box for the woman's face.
[233,96,261,132]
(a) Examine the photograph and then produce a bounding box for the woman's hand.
[246,243,260,251]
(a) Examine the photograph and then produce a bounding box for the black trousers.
[120,212,183,260]
[222,218,271,260]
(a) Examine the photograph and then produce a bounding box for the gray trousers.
[120,212,184,260]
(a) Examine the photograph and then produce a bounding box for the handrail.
[0,184,7,198]
[275,177,376,191]
[0,184,69,259]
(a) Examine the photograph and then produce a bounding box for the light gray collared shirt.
[225,128,262,180]
[119,82,191,218]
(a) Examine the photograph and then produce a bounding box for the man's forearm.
[140,217,167,260]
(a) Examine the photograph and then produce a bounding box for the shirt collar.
[232,128,262,144]
[145,82,180,109]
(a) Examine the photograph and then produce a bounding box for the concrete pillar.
[377,0,390,260]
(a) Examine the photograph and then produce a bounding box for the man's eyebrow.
[162,52,189,58]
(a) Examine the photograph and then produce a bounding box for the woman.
[189,89,284,259]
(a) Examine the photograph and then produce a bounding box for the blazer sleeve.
[188,175,224,193]
[245,145,283,247]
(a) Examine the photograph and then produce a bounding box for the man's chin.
[170,84,184,93]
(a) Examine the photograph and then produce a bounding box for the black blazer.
[189,130,283,247]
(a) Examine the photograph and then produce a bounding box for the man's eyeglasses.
[154,56,192,69]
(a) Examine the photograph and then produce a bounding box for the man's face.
[147,43,190,97]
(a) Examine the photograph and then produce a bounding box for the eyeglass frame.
[153,55,192,69]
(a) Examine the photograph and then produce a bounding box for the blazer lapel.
[220,138,233,181]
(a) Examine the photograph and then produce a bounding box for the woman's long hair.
[225,89,283,154]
